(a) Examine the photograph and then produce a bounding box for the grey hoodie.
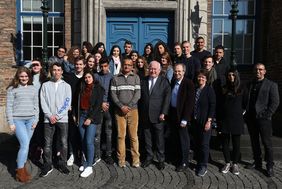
[40,79,72,123]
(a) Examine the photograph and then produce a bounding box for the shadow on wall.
[191,1,202,40]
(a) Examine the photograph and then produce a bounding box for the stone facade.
[0,0,17,133]
[0,0,282,133]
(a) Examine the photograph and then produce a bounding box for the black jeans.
[95,111,113,157]
[143,122,165,162]
[194,122,212,169]
[221,134,240,164]
[246,118,273,168]
[43,122,68,166]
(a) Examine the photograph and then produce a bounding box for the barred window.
[17,0,64,64]
[212,0,255,65]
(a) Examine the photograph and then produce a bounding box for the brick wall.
[0,0,17,132]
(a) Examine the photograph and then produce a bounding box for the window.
[212,0,255,65]
[17,0,64,64]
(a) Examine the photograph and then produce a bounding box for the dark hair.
[99,57,110,65]
[225,69,242,95]
[109,45,122,60]
[153,40,170,62]
[174,42,182,47]
[203,55,214,64]
[130,50,139,57]
[51,62,63,70]
[215,45,224,51]
[197,69,209,78]
[75,57,86,65]
[195,36,205,42]
[7,67,33,89]
[31,58,47,83]
[124,40,132,47]
[92,42,107,58]
[58,46,67,53]
[82,41,93,53]
[143,43,154,55]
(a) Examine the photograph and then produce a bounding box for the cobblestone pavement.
[1,135,282,189]
[1,155,282,189]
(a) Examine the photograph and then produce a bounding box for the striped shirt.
[6,85,39,126]
[110,72,141,109]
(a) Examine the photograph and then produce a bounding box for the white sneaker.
[79,166,84,172]
[80,166,93,178]
[221,163,231,174]
[92,157,101,166]
[67,154,74,166]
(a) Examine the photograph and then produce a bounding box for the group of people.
[6,37,279,183]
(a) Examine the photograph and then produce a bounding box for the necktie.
[149,78,155,94]
[194,88,201,119]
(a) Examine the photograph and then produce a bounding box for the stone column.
[176,0,190,43]
[81,0,87,43]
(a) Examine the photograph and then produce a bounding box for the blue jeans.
[79,112,96,167]
[14,118,35,168]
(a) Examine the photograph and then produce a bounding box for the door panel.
[106,12,174,54]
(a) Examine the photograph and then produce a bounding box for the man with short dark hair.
[40,62,72,177]
[191,37,211,63]
[122,40,133,59]
[48,46,69,72]
[111,58,141,168]
[244,63,280,177]
[63,57,85,167]
[94,58,114,164]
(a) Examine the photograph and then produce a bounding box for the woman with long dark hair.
[136,56,149,80]
[109,45,122,75]
[143,43,154,64]
[220,69,244,175]
[6,67,39,182]
[76,70,104,177]
[92,42,107,58]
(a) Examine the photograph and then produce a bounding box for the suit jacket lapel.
[150,76,160,95]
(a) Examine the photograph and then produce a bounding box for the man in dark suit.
[168,63,195,172]
[245,63,280,177]
[139,61,171,170]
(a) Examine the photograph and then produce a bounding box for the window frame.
[211,0,256,65]
[16,0,64,65]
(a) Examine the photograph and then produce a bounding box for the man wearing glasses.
[48,46,69,72]
[110,58,141,168]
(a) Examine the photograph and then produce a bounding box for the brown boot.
[16,168,30,183]
[24,163,31,180]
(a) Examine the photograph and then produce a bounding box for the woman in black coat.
[220,69,244,175]
[193,69,216,177]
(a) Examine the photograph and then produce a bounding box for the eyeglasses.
[57,50,65,53]
[32,64,40,67]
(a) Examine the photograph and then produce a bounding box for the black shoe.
[58,164,70,175]
[142,159,152,168]
[176,163,188,172]
[266,167,274,177]
[104,155,115,165]
[157,162,165,170]
[39,164,53,177]
[245,162,262,170]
